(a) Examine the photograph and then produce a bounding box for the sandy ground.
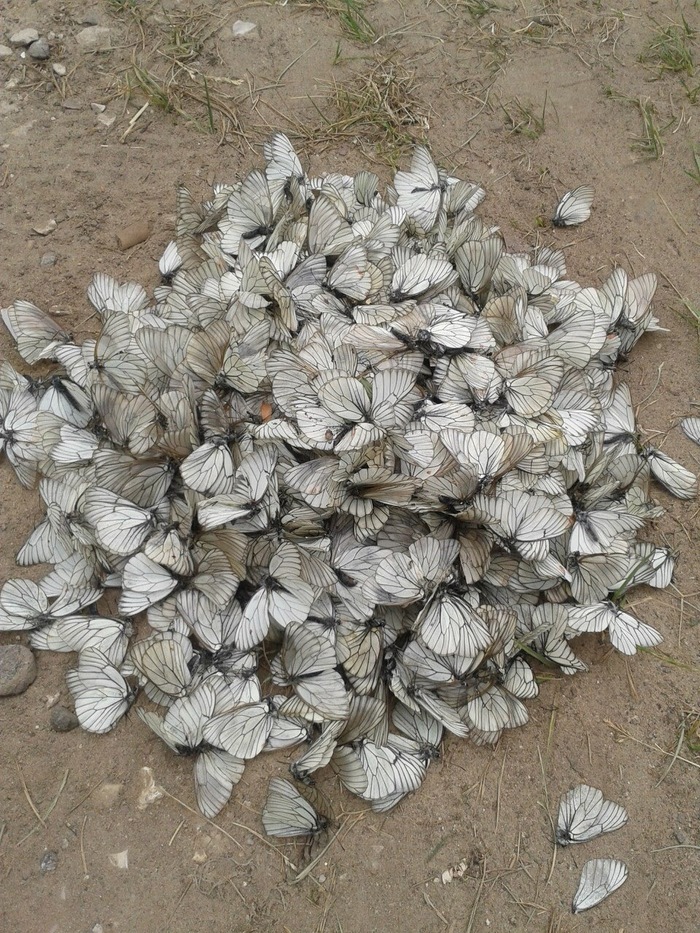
[1,1,699,931]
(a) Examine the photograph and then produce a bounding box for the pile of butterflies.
[1,135,698,838]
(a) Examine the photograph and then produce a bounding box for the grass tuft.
[501,94,548,139]
[640,20,695,76]
[338,0,375,43]
[328,58,429,163]
[457,0,498,19]
[633,96,665,159]
[685,146,700,184]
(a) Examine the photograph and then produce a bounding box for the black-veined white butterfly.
[556,784,628,846]
[567,600,662,655]
[274,620,350,721]
[552,185,594,227]
[66,647,136,733]
[262,777,328,838]
[1,301,72,364]
[137,680,245,817]
[572,858,628,913]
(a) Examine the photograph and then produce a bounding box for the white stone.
[75,26,112,51]
[52,63,67,76]
[232,20,257,37]
[10,28,40,47]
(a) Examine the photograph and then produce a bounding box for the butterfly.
[572,858,628,913]
[66,648,136,733]
[552,185,594,227]
[137,681,245,817]
[272,620,350,721]
[262,777,328,838]
[556,784,628,845]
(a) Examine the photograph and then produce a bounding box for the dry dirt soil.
[1,1,700,931]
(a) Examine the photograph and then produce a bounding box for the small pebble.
[231,20,258,38]
[91,925,105,933]
[92,782,124,809]
[52,63,67,77]
[28,38,50,61]
[96,110,117,128]
[116,221,151,251]
[75,26,112,52]
[61,98,82,110]
[50,705,78,731]
[10,28,40,47]
[674,829,689,845]
[0,644,37,696]
[40,850,59,874]
[32,218,57,236]
[90,102,106,113]
[80,10,104,27]
[0,44,14,59]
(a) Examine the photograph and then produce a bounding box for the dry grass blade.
[605,719,700,770]
[465,859,487,933]
[16,762,46,828]
[655,724,687,786]
[123,61,245,142]
[328,58,429,163]
[290,813,365,884]
[633,97,665,159]
[500,94,548,139]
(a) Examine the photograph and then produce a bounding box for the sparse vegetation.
[457,0,498,19]
[685,146,700,184]
[640,19,695,75]
[501,94,548,139]
[328,59,428,162]
[633,96,666,159]
[604,89,667,160]
[337,0,375,43]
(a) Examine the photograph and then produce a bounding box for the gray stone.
[10,28,40,47]
[80,10,104,27]
[50,705,78,731]
[28,38,50,61]
[0,644,37,696]
[75,26,112,52]
[40,850,58,874]
[52,63,67,76]
[0,45,13,59]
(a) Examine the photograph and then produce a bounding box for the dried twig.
[16,762,46,828]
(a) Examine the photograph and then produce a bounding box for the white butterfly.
[290,721,344,784]
[237,543,315,649]
[66,647,135,733]
[552,184,594,227]
[262,777,328,838]
[129,630,194,702]
[0,386,42,487]
[137,681,245,817]
[572,858,628,913]
[556,784,628,845]
[83,487,159,556]
[1,300,72,364]
[31,616,131,665]
[393,147,446,233]
[567,600,662,655]
[273,620,350,721]
[642,446,697,499]
[681,416,700,446]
